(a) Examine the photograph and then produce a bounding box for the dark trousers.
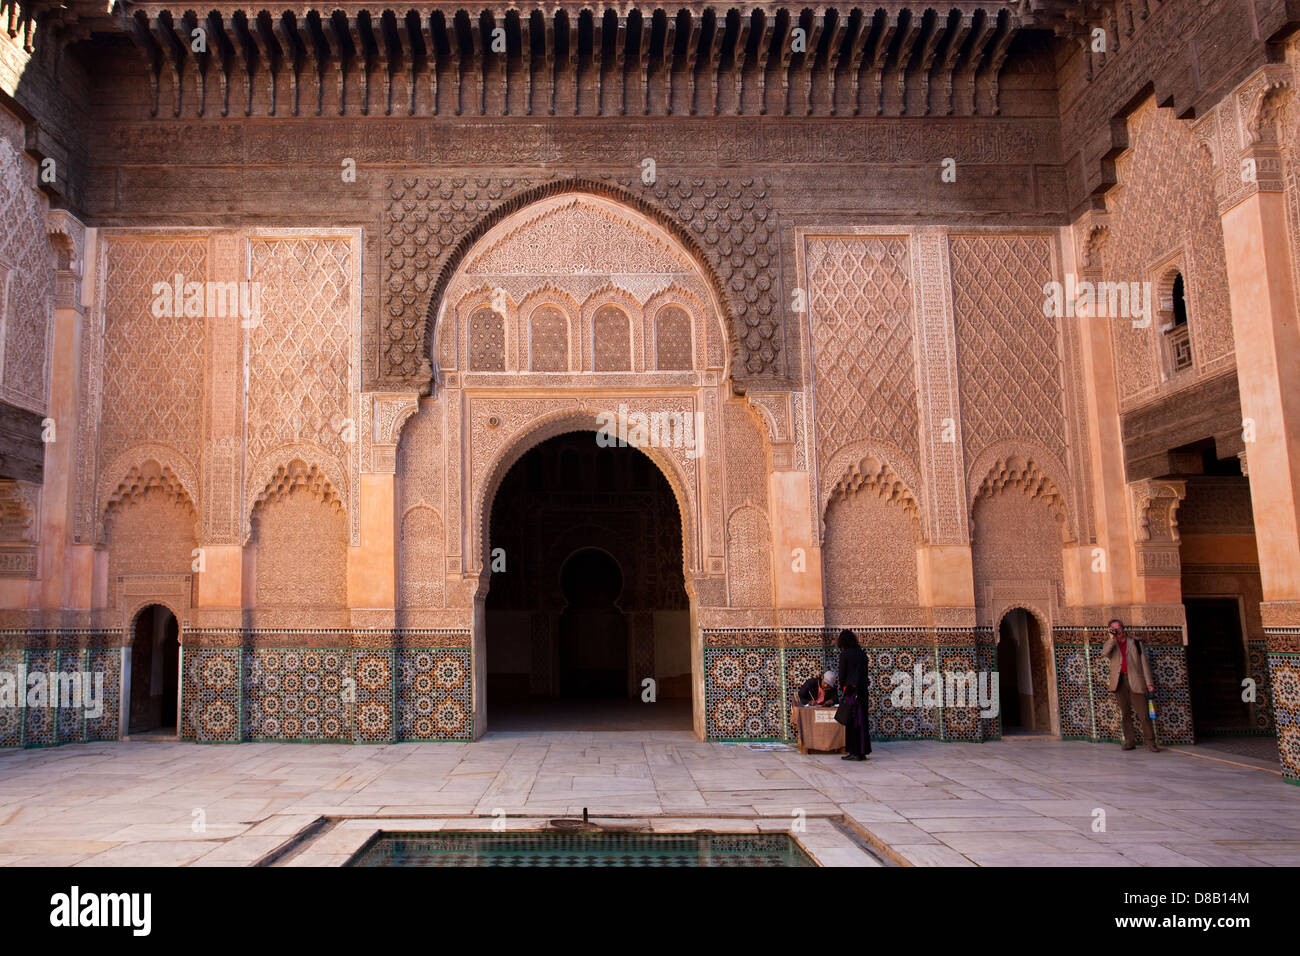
[1114,673,1157,749]
[845,695,872,756]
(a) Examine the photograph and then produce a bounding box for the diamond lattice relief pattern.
[593,306,630,371]
[807,237,918,465]
[469,308,505,371]
[1107,99,1234,402]
[530,307,568,371]
[100,238,207,470]
[0,139,52,412]
[950,234,1065,467]
[248,239,352,467]
[655,306,692,370]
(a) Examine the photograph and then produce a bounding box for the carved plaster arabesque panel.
[0,479,40,578]
[0,137,54,416]
[94,233,208,544]
[118,573,192,631]
[244,229,363,545]
[805,234,920,470]
[202,233,244,546]
[803,231,923,546]
[822,458,922,613]
[950,233,1067,473]
[385,176,779,388]
[910,227,968,546]
[1109,97,1236,407]
[372,393,420,475]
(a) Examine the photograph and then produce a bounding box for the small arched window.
[1171,273,1188,327]
[530,306,568,372]
[592,305,630,371]
[1160,270,1193,373]
[469,307,505,372]
[654,305,693,370]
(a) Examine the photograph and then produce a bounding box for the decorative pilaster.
[193,233,245,624]
[41,211,89,615]
[910,227,975,619]
[345,393,419,620]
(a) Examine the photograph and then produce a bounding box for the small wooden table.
[790,704,846,754]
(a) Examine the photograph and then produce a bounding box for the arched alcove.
[483,432,692,734]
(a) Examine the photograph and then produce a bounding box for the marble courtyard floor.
[1,735,1298,867]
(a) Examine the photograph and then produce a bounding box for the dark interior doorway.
[558,548,628,697]
[997,609,1051,734]
[129,604,180,735]
[1185,597,1252,737]
[485,431,692,731]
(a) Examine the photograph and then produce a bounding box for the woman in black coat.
[837,628,872,760]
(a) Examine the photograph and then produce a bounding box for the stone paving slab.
[1,736,1297,866]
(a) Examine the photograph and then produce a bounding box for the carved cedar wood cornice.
[75,3,1033,119]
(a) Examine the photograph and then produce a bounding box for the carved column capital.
[1129,478,1186,578]
[46,209,86,311]
[1130,478,1186,543]
[368,392,420,474]
[1194,64,1296,215]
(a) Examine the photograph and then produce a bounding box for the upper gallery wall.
[4,1,1068,394]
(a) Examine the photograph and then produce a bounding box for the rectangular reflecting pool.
[346,831,817,867]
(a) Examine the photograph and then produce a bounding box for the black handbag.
[834,693,855,726]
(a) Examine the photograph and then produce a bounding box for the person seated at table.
[796,671,838,706]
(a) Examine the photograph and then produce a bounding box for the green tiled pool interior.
[347,831,817,867]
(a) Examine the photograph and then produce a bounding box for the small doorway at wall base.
[128,604,180,737]
[997,609,1053,736]
[1185,597,1252,737]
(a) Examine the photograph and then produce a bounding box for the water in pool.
[347,831,817,867]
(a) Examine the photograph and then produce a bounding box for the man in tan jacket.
[1100,619,1160,752]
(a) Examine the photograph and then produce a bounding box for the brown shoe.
[1122,742,1136,750]
[1146,745,1161,753]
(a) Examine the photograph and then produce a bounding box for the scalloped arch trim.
[973,456,1065,517]
[251,459,345,519]
[103,460,195,524]
[829,455,918,518]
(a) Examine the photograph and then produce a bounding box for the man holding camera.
[1100,619,1160,753]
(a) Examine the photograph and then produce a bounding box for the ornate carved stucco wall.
[1103,97,1236,409]
[0,128,53,418]
[402,191,802,678]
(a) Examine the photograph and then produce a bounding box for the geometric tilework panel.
[704,646,786,740]
[1268,653,1300,785]
[55,648,87,745]
[1146,647,1194,745]
[1054,642,1094,740]
[85,648,123,742]
[937,646,983,743]
[1247,641,1276,734]
[0,644,123,748]
[245,648,353,742]
[181,647,241,743]
[353,649,395,743]
[22,649,56,747]
[396,648,472,741]
[975,642,1001,743]
[0,648,20,747]
[177,641,474,744]
[864,647,941,741]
